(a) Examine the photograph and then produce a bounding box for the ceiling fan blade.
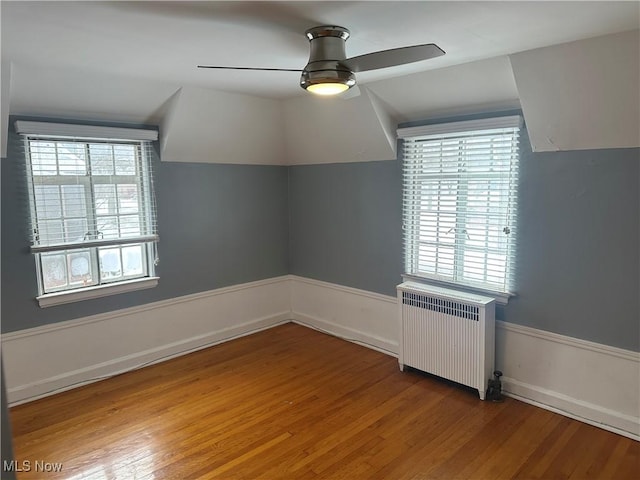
[198,66,303,72]
[343,44,445,73]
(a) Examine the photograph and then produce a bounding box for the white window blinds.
[399,115,521,294]
[15,121,159,252]
[15,120,159,295]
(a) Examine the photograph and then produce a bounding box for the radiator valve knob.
[486,370,504,402]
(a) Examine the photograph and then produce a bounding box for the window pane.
[89,144,114,175]
[57,143,86,175]
[96,216,119,239]
[438,215,456,245]
[114,145,136,175]
[64,218,87,243]
[486,253,507,286]
[117,184,138,214]
[417,244,436,274]
[436,246,455,277]
[463,250,486,282]
[122,245,144,277]
[38,219,63,244]
[30,141,57,175]
[418,213,438,242]
[61,185,87,218]
[68,250,93,286]
[34,185,61,219]
[466,223,488,248]
[99,247,122,280]
[120,215,141,237]
[41,253,68,291]
[439,182,458,213]
[94,185,117,215]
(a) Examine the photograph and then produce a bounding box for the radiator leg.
[399,362,405,372]
[478,388,485,401]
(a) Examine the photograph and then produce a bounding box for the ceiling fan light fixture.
[300,68,356,96]
[198,23,445,96]
[306,82,351,96]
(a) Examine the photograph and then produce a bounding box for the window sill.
[37,277,159,308]
[401,275,513,306]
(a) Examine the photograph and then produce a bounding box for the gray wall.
[288,134,640,352]
[2,118,638,351]
[1,121,289,332]
[505,143,639,351]
[289,161,403,296]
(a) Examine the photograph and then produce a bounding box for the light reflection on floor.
[64,446,155,480]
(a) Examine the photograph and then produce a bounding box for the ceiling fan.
[198,25,445,96]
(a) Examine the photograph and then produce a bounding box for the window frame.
[16,121,160,307]
[399,115,522,301]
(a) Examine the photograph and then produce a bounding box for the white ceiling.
[2,1,639,99]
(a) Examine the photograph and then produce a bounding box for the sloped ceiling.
[8,63,178,126]
[510,29,640,152]
[366,55,520,123]
[1,2,639,160]
[161,85,286,165]
[284,87,397,164]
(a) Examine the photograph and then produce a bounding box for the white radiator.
[397,282,496,400]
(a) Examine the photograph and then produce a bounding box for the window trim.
[397,115,522,139]
[36,276,159,308]
[14,121,158,142]
[401,274,513,306]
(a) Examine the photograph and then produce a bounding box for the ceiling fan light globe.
[300,68,356,96]
[306,82,351,96]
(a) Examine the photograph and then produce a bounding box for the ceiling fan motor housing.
[300,25,356,91]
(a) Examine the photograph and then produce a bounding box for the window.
[15,121,159,306]
[399,115,521,295]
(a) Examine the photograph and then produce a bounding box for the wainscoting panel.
[289,275,398,355]
[3,275,638,439]
[2,276,291,405]
[289,277,639,440]
[496,320,639,440]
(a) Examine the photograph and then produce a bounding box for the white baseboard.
[289,276,640,440]
[2,276,291,405]
[289,275,398,355]
[502,379,639,441]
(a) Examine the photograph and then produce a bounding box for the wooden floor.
[9,323,639,480]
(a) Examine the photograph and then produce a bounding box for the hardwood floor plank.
[373,396,508,479]
[464,407,561,480]
[8,323,639,480]
[611,441,640,480]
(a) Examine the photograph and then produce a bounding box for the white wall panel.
[510,29,640,152]
[283,87,397,165]
[2,277,291,405]
[160,85,286,165]
[367,56,521,123]
[9,63,178,125]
